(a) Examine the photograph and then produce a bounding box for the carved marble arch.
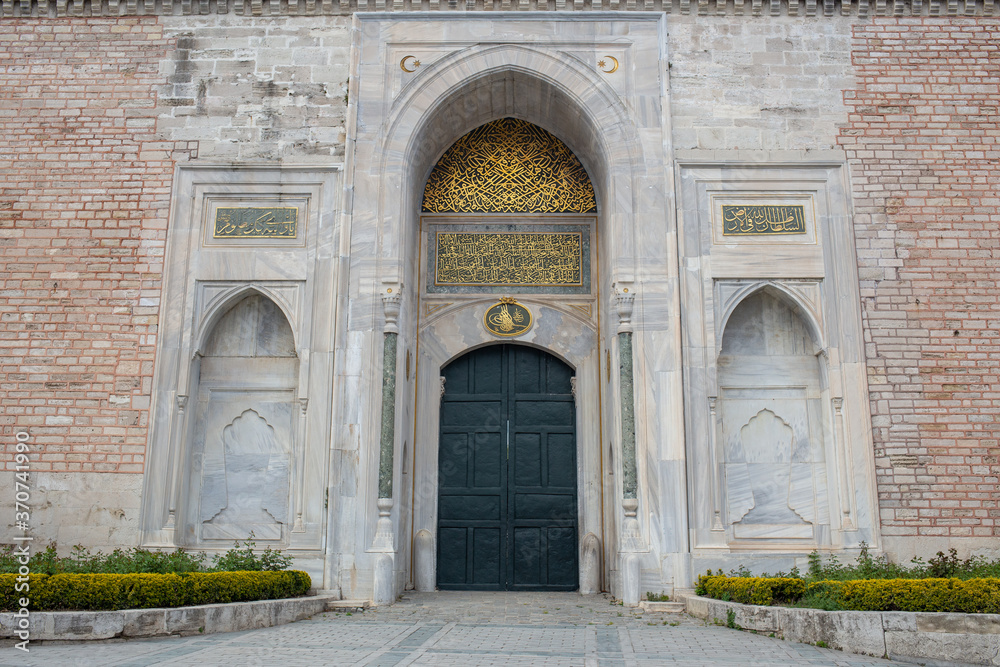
[716,281,824,357]
[186,292,299,546]
[716,287,831,545]
[193,284,301,358]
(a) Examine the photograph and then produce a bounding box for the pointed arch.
[717,281,824,356]
[194,284,299,357]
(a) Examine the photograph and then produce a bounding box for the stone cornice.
[1,0,996,19]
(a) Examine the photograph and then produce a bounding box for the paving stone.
[1,592,910,666]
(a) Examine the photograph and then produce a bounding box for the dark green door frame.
[437,344,579,591]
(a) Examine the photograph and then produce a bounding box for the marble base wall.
[0,473,142,552]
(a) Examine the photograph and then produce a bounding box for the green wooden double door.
[438,345,579,591]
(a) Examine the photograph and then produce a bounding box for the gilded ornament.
[422,118,597,213]
[434,231,582,287]
[484,298,532,337]
[214,207,297,238]
[721,205,807,236]
[599,56,619,73]
[400,55,421,72]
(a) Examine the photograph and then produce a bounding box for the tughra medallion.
[484,298,532,337]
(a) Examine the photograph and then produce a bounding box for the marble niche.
[191,294,298,543]
[718,290,830,543]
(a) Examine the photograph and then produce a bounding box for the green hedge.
[697,574,1000,613]
[806,578,1000,614]
[698,575,805,606]
[0,571,311,611]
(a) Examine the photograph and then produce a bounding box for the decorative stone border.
[682,594,1000,666]
[0,594,342,642]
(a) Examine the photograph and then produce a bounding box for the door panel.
[438,345,578,591]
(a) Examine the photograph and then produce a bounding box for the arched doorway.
[437,344,578,591]
[406,111,610,595]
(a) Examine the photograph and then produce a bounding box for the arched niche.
[717,288,831,545]
[184,294,299,546]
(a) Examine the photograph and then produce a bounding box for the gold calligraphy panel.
[214,207,298,238]
[435,232,582,287]
[422,118,597,214]
[721,205,806,236]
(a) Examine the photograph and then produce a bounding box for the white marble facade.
[140,13,878,601]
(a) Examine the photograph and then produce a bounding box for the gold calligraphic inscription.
[484,298,532,337]
[214,207,297,238]
[435,232,582,286]
[721,205,806,236]
[422,118,597,213]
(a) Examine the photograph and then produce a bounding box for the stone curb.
[0,594,341,642]
[681,594,1000,666]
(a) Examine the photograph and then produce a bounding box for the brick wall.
[840,18,1000,543]
[0,18,173,473]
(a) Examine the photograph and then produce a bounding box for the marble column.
[616,287,642,606]
[372,288,400,605]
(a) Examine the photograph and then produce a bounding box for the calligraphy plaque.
[214,207,298,238]
[435,232,582,287]
[484,298,532,337]
[721,205,806,236]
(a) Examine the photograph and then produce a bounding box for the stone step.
[326,599,371,612]
[638,600,687,613]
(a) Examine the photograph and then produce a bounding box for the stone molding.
[0,595,341,642]
[684,594,1000,666]
[2,1,997,18]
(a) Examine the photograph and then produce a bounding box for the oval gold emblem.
[484,299,532,337]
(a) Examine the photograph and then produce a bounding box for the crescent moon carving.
[599,55,619,74]
[400,55,420,73]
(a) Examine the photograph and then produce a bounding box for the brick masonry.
[1,12,997,552]
[840,18,1000,541]
[0,18,174,474]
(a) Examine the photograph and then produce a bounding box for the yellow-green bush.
[699,575,805,606]
[813,578,1000,614]
[0,571,311,611]
[697,573,1000,613]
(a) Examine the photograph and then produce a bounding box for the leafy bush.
[697,572,1000,614]
[803,544,1000,582]
[0,571,311,612]
[0,536,291,575]
[698,575,805,606]
[209,537,292,572]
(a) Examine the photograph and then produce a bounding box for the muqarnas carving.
[201,409,290,539]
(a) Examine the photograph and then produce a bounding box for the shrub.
[699,574,1000,614]
[0,571,311,611]
[0,537,291,575]
[700,575,805,606]
[832,578,1000,614]
[209,537,293,572]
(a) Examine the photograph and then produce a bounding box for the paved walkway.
[3,592,909,666]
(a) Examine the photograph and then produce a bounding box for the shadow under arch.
[193,284,300,358]
[440,339,579,374]
[718,281,825,356]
